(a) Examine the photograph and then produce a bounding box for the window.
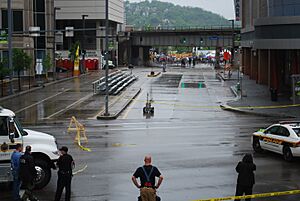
[1,10,23,32]
[277,127,290,137]
[269,0,300,16]
[35,14,45,31]
[265,126,279,134]
[0,116,8,136]
[293,128,300,137]
[33,0,45,12]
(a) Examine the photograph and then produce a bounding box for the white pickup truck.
[0,107,59,189]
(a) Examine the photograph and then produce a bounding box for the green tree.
[125,1,230,28]
[12,48,32,91]
[42,53,52,80]
[0,59,10,96]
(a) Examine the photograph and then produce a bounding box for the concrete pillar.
[258,50,268,85]
[138,47,144,66]
[269,50,279,89]
[96,21,102,52]
[251,50,258,81]
[215,47,221,69]
[268,49,271,88]
[243,48,251,75]
[143,46,151,66]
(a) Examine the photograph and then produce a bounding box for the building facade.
[241,0,300,96]
[0,0,55,73]
[54,0,124,63]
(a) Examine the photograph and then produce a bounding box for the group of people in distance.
[11,144,74,201]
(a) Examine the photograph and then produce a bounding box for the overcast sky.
[127,0,235,19]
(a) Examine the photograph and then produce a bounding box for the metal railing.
[130,25,241,32]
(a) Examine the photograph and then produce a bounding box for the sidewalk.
[218,70,300,118]
[96,87,141,120]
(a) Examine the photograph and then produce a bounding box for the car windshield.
[293,128,300,136]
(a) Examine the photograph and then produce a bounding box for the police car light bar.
[279,121,300,125]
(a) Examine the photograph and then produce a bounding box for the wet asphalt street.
[1,65,300,201]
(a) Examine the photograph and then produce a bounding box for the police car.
[252,121,300,161]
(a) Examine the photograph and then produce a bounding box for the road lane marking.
[15,88,71,114]
[73,164,88,175]
[103,125,231,131]
[44,93,94,119]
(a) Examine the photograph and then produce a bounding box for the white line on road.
[15,88,71,114]
[44,93,94,119]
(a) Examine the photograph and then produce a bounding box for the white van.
[0,107,59,189]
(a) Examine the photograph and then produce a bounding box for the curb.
[0,74,86,102]
[220,103,295,118]
[97,88,141,120]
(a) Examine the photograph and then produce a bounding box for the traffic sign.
[209,36,219,40]
[65,27,74,37]
[0,29,8,44]
[29,26,40,37]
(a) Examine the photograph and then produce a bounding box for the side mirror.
[8,119,15,143]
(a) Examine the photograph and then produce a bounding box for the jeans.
[21,181,38,201]
[12,174,21,201]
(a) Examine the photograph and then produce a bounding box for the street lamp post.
[7,0,13,94]
[229,19,238,82]
[82,15,88,74]
[53,7,61,80]
[104,0,109,116]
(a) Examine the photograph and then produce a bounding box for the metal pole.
[7,0,13,94]
[104,0,109,116]
[53,7,60,80]
[82,15,88,74]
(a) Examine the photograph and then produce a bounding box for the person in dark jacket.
[54,146,75,201]
[234,154,256,201]
[19,145,38,201]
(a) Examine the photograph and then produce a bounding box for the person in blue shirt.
[11,143,23,201]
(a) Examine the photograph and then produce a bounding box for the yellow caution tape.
[73,164,88,175]
[112,143,136,147]
[191,189,300,201]
[77,144,91,152]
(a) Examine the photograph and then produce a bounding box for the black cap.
[59,146,68,153]
[25,145,31,152]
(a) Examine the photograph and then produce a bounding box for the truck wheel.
[34,159,51,189]
[252,137,263,153]
[283,146,293,162]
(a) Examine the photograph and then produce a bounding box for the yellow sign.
[74,45,80,76]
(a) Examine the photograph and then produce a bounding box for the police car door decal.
[0,117,22,161]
